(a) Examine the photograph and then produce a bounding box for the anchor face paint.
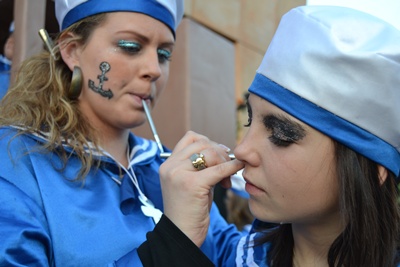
[88,62,114,99]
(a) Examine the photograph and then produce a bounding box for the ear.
[59,32,81,72]
[377,165,388,185]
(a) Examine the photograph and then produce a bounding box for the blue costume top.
[234,223,400,267]
[234,231,270,267]
[0,55,11,99]
[0,126,242,266]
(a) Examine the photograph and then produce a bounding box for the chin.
[248,200,265,220]
[249,201,278,223]
[129,120,145,129]
[126,113,147,128]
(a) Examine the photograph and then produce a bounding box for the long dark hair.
[257,141,400,267]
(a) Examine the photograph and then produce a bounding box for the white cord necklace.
[104,147,163,224]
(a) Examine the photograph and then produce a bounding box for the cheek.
[263,139,337,199]
[258,155,338,223]
[79,46,118,83]
[108,69,128,87]
[279,136,335,180]
[97,60,130,89]
[283,142,338,206]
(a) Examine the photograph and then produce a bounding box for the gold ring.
[190,153,207,171]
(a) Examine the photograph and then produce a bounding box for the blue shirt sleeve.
[202,203,245,266]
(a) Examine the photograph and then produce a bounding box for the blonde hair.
[0,14,107,180]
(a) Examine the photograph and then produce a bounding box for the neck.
[291,215,344,267]
[78,97,134,168]
[99,129,130,168]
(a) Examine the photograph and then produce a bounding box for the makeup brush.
[142,99,165,154]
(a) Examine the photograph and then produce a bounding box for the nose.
[141,50,162,82]
[234,129,259,166]
[233,140,246,162]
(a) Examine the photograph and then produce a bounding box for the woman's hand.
[159,131,244,247]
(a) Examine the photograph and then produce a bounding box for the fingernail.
[218,144,231,152]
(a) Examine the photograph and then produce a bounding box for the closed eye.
[263,114,306,147]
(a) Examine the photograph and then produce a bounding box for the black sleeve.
[138,215,215,267]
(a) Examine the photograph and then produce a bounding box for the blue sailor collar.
[126,133,160,167]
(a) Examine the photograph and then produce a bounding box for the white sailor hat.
[249,5,400,176]
[55,0,184,36]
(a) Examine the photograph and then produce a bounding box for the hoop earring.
[68,66,83,100]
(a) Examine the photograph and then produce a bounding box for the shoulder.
[0,126,60,183]
[0,127,35,152]
[0,128,49,210]
[0,127,49,158]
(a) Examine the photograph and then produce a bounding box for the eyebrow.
[263,114,306,142]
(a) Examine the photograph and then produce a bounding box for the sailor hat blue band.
[55,0,183,36]
[249,74,400,176]
[249,6,400,176]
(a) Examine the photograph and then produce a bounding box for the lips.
[125,92,152,107]
[243,174,264,195]
[142,97,152,107]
